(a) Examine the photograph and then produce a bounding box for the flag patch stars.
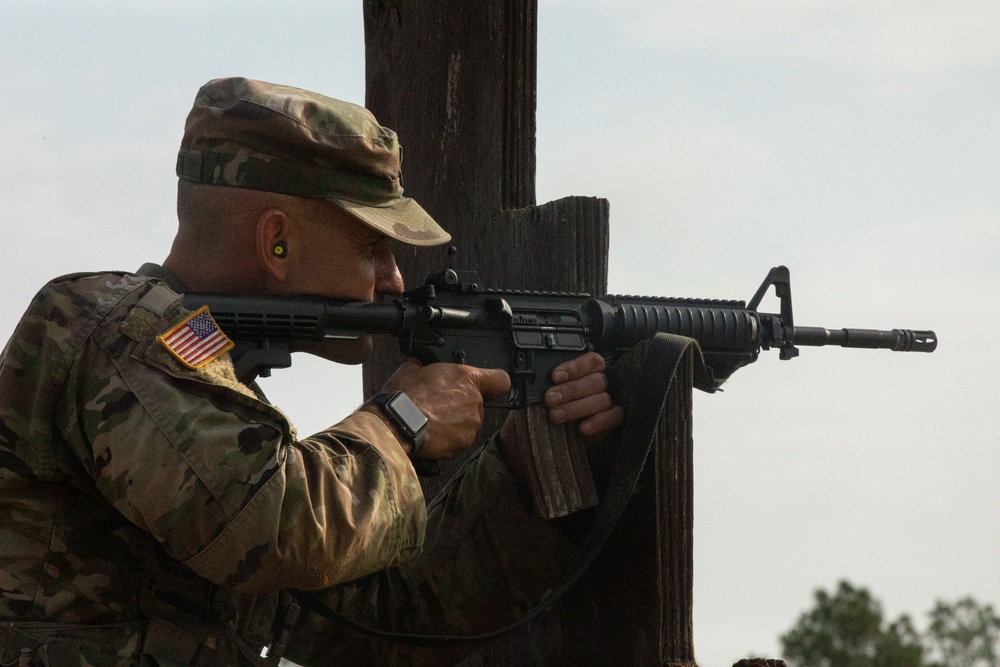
[158,306,234,369]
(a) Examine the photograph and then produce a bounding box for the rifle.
[181,252,937,400]
[183,256,937,645]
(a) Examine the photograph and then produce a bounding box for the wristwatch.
[367,392,428,458]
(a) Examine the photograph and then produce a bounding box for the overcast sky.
[2,2,997,665]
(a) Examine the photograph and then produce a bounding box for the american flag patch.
[157,306,234,369]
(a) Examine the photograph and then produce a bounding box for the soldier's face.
[282,203,404,363]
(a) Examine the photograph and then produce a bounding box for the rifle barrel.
[788,326,937,352]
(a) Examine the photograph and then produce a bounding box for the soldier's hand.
[497,351,624,487]
[543,352,624,439]
[377,361,511,460]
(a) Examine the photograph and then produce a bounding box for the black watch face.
[387,393,428,436]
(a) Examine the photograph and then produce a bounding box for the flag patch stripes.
[157,306,234,369]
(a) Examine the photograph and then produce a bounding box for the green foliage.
[924,597,1000,667]
[780,580,924,667]
[780,582,1000,667]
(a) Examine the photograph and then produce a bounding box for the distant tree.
[924,597,1000,667]
[780,580,924,667]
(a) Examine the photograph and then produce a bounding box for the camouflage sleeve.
[284,433,579,666]
[58,280,426,593]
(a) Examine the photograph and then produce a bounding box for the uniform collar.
[136,263,187,292]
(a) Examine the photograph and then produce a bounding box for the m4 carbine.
[182,257,936,403]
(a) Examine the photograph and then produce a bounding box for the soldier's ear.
[255,209,293,282]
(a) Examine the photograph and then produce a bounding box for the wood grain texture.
[361,2,696,663]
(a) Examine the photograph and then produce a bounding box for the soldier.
[0,78,623,665]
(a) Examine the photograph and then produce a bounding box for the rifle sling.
[296,333,701,648]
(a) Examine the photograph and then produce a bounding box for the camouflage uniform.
[0,79,580,665]
[0,265,576,666]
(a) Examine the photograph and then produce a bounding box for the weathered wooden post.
[361,2,695,664]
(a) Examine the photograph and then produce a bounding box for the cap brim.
[331,196,451,247]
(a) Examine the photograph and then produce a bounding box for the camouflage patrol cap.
[176,77,450,246]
